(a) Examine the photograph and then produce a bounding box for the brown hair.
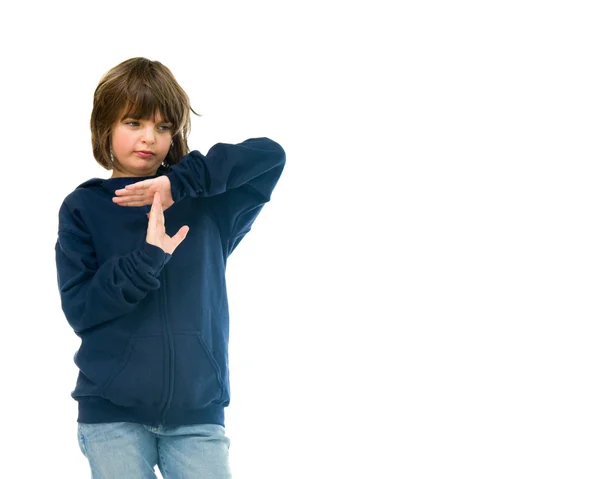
[90,57,198,170]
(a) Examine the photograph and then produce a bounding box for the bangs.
[117,73,183,127]
[119,87,172,123]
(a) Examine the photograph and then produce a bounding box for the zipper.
[159,267,175,425]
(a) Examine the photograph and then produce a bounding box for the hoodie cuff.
[166,169,187,203]
[140,242,172,274]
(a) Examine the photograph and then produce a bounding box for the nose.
[141,125,155,145]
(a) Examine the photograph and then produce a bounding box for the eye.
[125,121,140,127]
[158,125,172,132]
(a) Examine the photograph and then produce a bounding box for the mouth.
[135,151,155,158]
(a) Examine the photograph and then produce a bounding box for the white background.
[1,1,599,478]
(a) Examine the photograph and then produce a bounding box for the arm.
[167,137,286,253]
[55,202,171,334]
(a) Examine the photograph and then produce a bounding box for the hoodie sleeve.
[166,137,286,255]
[55,201,171,334]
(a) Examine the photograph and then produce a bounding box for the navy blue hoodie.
[55,137,285,427]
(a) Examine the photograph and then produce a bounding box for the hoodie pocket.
[100,336,165,408]
[171,333,225,409]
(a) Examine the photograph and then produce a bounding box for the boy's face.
[110,110,174,178]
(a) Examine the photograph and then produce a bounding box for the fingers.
[148,192,164,225]
[145,192,163,251]
[113,188,150,205]
[153,191,164,220]
[115,183,150,197]
[125,179,152,190]
[113,197,149,207]
[114,180,153,206]
[114,190,147,199]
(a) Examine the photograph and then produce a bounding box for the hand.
[113,175,174,211]
[146,191,189,255]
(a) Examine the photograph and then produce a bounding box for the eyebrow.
[121,116,173,125]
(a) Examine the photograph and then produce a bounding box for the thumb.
[171,225,190,251]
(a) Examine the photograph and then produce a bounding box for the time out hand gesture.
[113,175,174,211]
[147,192,189,255]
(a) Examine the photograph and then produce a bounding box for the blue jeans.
[77,422,232,478]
